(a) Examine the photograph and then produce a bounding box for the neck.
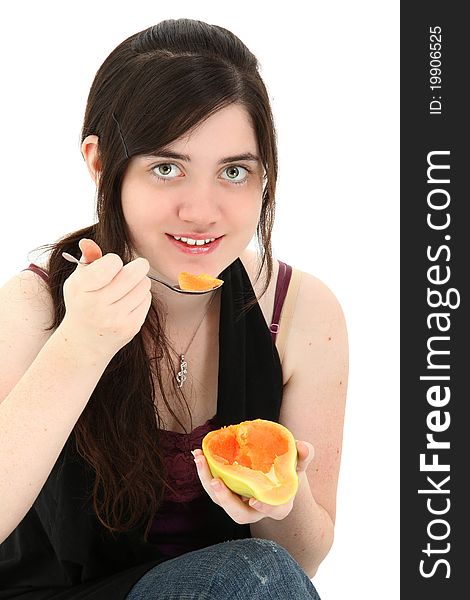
[151,280,219,323]
[157,286,221,371]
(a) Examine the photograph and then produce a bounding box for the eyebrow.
[142,150,261,165]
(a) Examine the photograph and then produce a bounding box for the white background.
[0,1,399,598]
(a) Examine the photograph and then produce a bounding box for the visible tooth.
[173,236,181,241]
[204,239,212,244]
[195,240,205,246]
[209,238,215,242]
[186,238,196,245]
[180,237,188,242]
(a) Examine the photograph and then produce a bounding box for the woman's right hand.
[59,238,152,359]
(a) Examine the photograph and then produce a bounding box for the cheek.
[240,192,263,227]
[121,181,160,229]
[235,182,263,216]
[121,180,139,224]
[228,200,262,250]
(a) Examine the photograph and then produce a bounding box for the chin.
[173,258,228,278]
[148,237,245,280]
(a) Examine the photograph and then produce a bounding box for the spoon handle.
[146,274,176,290]
[62,252,88,265]
[63,253,167,283]
[61,251,215,295]
[62,252,184,293]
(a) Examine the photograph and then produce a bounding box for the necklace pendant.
[176,354,188,388]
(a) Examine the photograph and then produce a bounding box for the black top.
[0,258,283,599]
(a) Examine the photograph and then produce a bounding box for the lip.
[165,233,223,255]
[169,233,220,240]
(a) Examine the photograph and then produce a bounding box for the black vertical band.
[401,2,469,597]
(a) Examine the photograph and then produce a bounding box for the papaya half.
[201,419,299,506]
[178,272,224,292]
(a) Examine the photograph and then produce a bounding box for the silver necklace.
[176,291,218,388]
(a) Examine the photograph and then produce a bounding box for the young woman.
[0,18,348,600]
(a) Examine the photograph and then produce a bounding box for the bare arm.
[0,303,112,543]
[250,271,349,577]
[191,268,348,579]
[0,240,152,544]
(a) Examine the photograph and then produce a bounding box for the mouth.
[165,233,223,254]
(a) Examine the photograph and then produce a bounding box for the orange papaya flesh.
[178,272,224,292]
[202,419,299,505]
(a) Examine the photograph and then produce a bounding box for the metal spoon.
[61,252,223,295]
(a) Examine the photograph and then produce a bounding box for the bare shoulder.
[238,251,348,373]
[278,269,348,522]
[282,268,348,383]
[0,269,55,404]
[294,270,346,330]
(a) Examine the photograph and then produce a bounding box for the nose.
[177,182,221,227]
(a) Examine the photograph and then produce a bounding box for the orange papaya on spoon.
[178,272,224,292]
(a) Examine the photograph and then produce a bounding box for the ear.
[81,134,102,185]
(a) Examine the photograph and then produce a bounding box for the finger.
[129,287,152,319]
[104,258,151,305]
[74,253,124,292]
[192,452,265,523]
[193,453,248,512]
[78,238,103,264]
[208,477,265,524]
[248,497,294,520]
[76,238,103,266]
[192,453,221,505]
[295,440,315,472]
[296,440,314,460]
[112,274,152,315]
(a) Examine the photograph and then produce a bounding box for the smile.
[172,236,216,246]
[166,234,223,255]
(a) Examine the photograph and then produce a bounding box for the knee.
[210,538,316,598]
[221,537,301,578]
[241,537,296,567]
[238,537,289,559]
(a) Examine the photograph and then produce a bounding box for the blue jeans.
[126,538,320,599]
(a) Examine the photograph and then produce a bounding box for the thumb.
[295,440,315,472]
[78,238,103,265]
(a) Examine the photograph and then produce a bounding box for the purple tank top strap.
[22,263,49,283]
[270,260,293,343]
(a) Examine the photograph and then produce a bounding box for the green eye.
[227,167,240,178]
[158,164,172,175]
[152,163,181,180]
[222,166,248,184]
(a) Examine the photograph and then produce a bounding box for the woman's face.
[121,103,264,281]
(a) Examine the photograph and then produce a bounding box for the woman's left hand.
[191,440,314,525]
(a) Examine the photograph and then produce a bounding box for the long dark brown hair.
[35,18,278,539]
